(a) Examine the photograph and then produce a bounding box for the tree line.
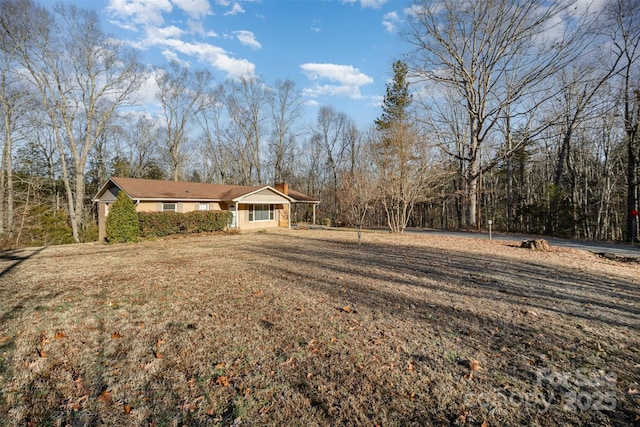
[0,0,638,248]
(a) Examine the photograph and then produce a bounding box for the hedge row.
[138,210,233,237]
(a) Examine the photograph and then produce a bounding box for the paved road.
[414,229,640,258]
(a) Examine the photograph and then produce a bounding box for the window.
[249,204,273,222]
[163,203,176,212]
[199,202,209,211]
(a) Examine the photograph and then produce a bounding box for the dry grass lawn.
[0,229,638,426]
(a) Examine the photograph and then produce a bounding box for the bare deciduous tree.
[406,0,580,228]
[1,0,146,241]
[604,0,640,241]
[223,77,270,185]
[314,106,348,221]
[338,142,377,245]
[268,79,303,184]
[371,123,429,233]
[156,61,211,181]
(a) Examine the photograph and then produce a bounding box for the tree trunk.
[506,134,514,231]
[627,141,638,242]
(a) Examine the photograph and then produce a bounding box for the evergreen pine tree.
[375,60,412,130]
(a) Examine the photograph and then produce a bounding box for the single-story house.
[93,177,320,241]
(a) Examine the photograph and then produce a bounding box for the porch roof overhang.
[231,186,294,204]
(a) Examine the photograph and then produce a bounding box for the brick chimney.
[275,182,289,195]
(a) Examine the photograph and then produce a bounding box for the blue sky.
[37,0,414,128]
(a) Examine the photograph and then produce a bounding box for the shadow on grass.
[249,234,639,330]
[244,233,639,425]
[0,247,45,279]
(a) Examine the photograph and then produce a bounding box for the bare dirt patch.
[0,230,638,426]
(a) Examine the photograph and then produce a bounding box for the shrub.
[138,210,232,237]
[8,205,75,248]
[106,191,139,243]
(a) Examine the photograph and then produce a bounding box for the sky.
[35,0,415,128]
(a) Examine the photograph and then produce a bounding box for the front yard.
[0,230,638,425]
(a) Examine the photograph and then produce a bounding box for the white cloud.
[224,2,245,15]
[107,0,173,26]
[107,19,138,32]
[146,25,185,40]
[135,71,162,105]
[403,4,427,18]
[172,0,211,19]
[160,48,181,63]
[360,0,387,8]
[235,30,262,49]
[574,0,608,14]
[342,0,387,8]
[368,95,384,108]
[302,84,364,99]
[187,19,205,34]
[159,38,256,78]
[300,63,373,99]
[383,11,400,33]
[107,0,255,80]
[300,63,373,86]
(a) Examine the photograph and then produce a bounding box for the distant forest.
[0,0,639,248]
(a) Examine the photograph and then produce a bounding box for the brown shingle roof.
[288,188,320,203]
[102,177,318,203]
[111,177,263,201]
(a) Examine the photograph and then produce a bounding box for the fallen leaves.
[306,338,321,353]
[468,359,481,371]
[463,359,482,379]
[153,339,165,359]
[181,395,204,411]
[34,347,47,358]
[216,376,230,387]
[64,395,88,411]
[97,390,112,403]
